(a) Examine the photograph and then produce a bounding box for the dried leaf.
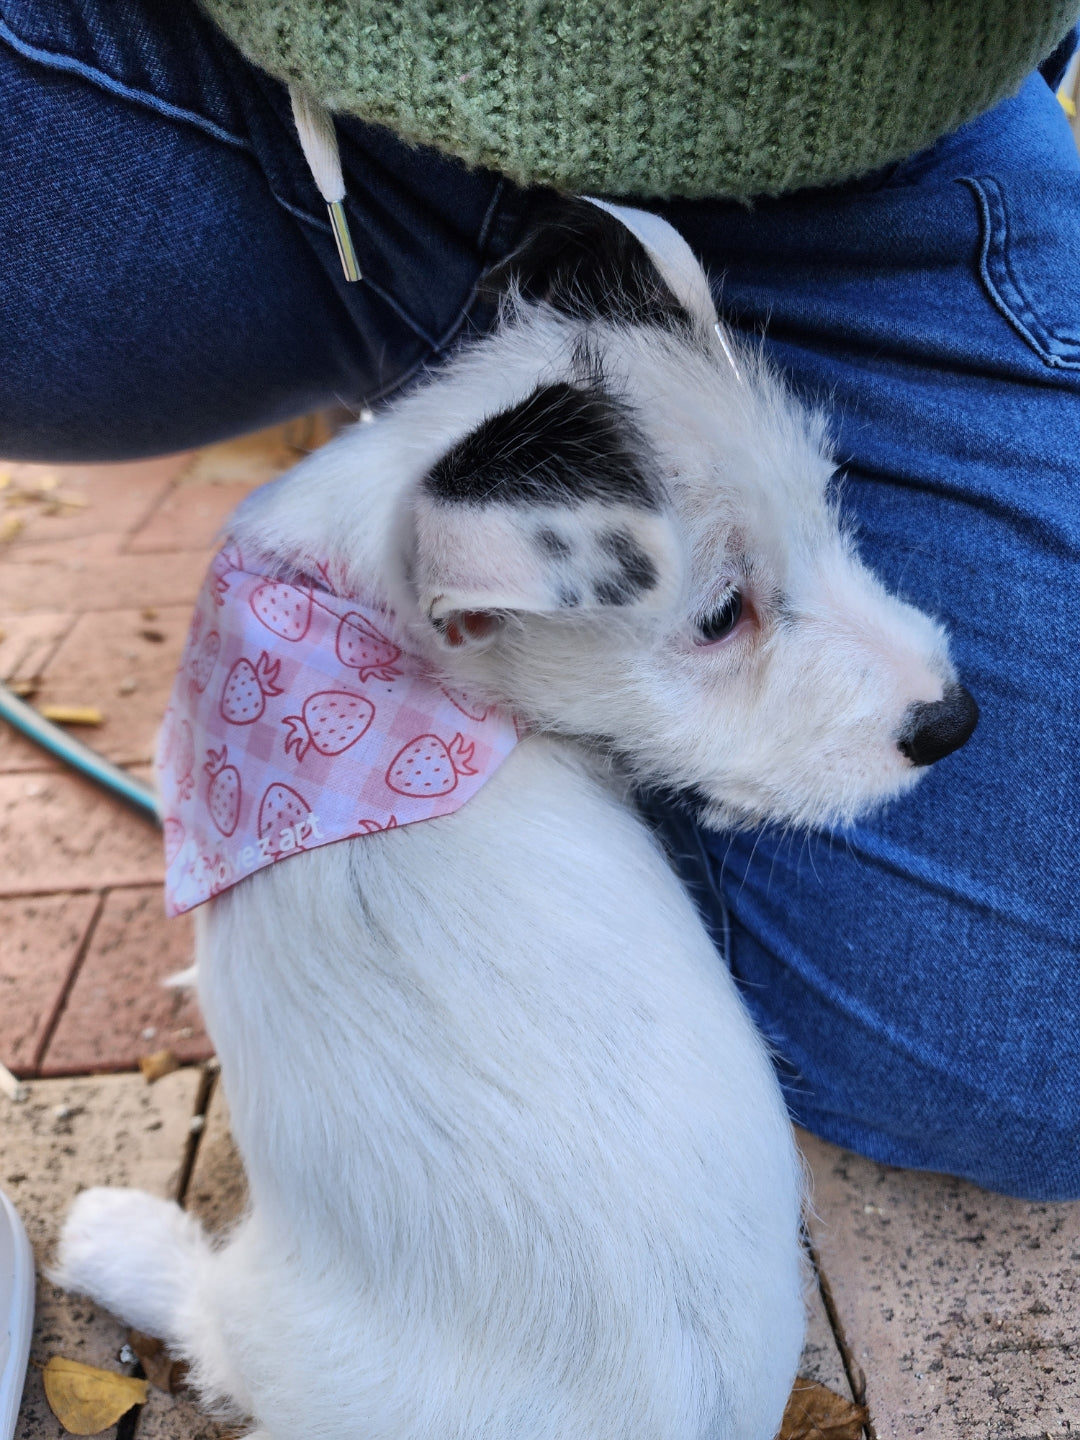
[778,1377,869,1440]
[137,627,166,643]
[38,704,104,726]
[138,1048,180,1082]
[0,514,24,543]
[42,1356,148,1434]
[127,1329,189,1393]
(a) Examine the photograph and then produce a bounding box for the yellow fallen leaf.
[0,514,24,543]
[38,704,105,726]
[778,1377,869,1440]
[138,1048,180,1083]
[42,1356,148,1434]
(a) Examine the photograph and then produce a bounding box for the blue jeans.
[4,2,1079,1198]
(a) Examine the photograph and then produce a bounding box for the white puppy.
[54,200,975,1440]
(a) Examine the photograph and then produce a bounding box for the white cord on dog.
[584,197,743,384]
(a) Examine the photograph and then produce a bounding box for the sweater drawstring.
[289,86,361,282]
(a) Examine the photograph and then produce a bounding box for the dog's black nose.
[897,684,979,767]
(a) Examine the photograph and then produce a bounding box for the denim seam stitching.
[987,178,1080,349]
[962,175,1080,370]
[0,18,251,152]
[277,198,442,351]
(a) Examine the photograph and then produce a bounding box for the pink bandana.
[157,543,520,916]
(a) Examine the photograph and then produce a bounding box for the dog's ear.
[410,380,682,648]
[483,195,718,333]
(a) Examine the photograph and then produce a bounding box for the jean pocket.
[963,173,1080,371]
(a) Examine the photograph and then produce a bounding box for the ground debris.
[128,1328,191,1394]
[138,1048,181,1083]
[777,1377,869,1439]
[42,1355,148,1434]
[38,704,105,726]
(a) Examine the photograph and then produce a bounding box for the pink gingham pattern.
[157,541,520,915]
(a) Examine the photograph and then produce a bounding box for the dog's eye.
[697,590,743,645]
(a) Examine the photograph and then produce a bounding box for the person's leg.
[654,72,1080,1199]
[0,0,527,460]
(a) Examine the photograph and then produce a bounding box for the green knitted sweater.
[201,1,1078,199]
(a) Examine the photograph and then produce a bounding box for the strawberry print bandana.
[157,542,520,916]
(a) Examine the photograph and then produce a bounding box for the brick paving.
[0,429,309,1080]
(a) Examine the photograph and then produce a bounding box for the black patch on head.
[598,528,658,596]
[425,381,659,511]
[480,195,697,331]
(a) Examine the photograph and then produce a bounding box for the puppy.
[54,200,976,1440]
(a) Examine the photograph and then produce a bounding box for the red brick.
[0,454,188,549]
[30,605,191,766]
[0,892,99,1074]
[127,478,263,554]
[0,536,210,614]
[42,886,210,1075]
[0,612,77,773]
[0,769,163,896]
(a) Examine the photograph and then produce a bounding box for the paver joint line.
[172,1063,219,1208]
[31,888,108,1074]
[802,1223,876,1440]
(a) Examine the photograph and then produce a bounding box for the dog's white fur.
[55,214,963,1440]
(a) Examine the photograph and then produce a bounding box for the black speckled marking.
[593,577,635,606]
[598,527,658,597]
[536,526,573,559]
[557,585,582,608]
[425,382,658,511]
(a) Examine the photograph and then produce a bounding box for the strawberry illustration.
[189,629,221,693]
[211,544,244,606]
[335,612,402,682]
[250,581,312,641]
[258,783,313,856]
[163,816,185,865]
[386,733,477,797]
[355,815,398,834]
[220,651,283,724]
[192,850,231,897]
[205,746,242,837]
[439,684,492,721]
[283,690,375,761]
[174,720,195,801]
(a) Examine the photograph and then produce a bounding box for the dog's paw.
[52,1187,208,1341]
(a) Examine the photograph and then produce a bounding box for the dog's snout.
[897,683,979,767]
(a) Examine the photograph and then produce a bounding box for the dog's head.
[248,199,977,830]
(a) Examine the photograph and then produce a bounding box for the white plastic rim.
[0,1189,34,1440]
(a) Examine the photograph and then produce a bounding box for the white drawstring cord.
[289,86,361,282]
